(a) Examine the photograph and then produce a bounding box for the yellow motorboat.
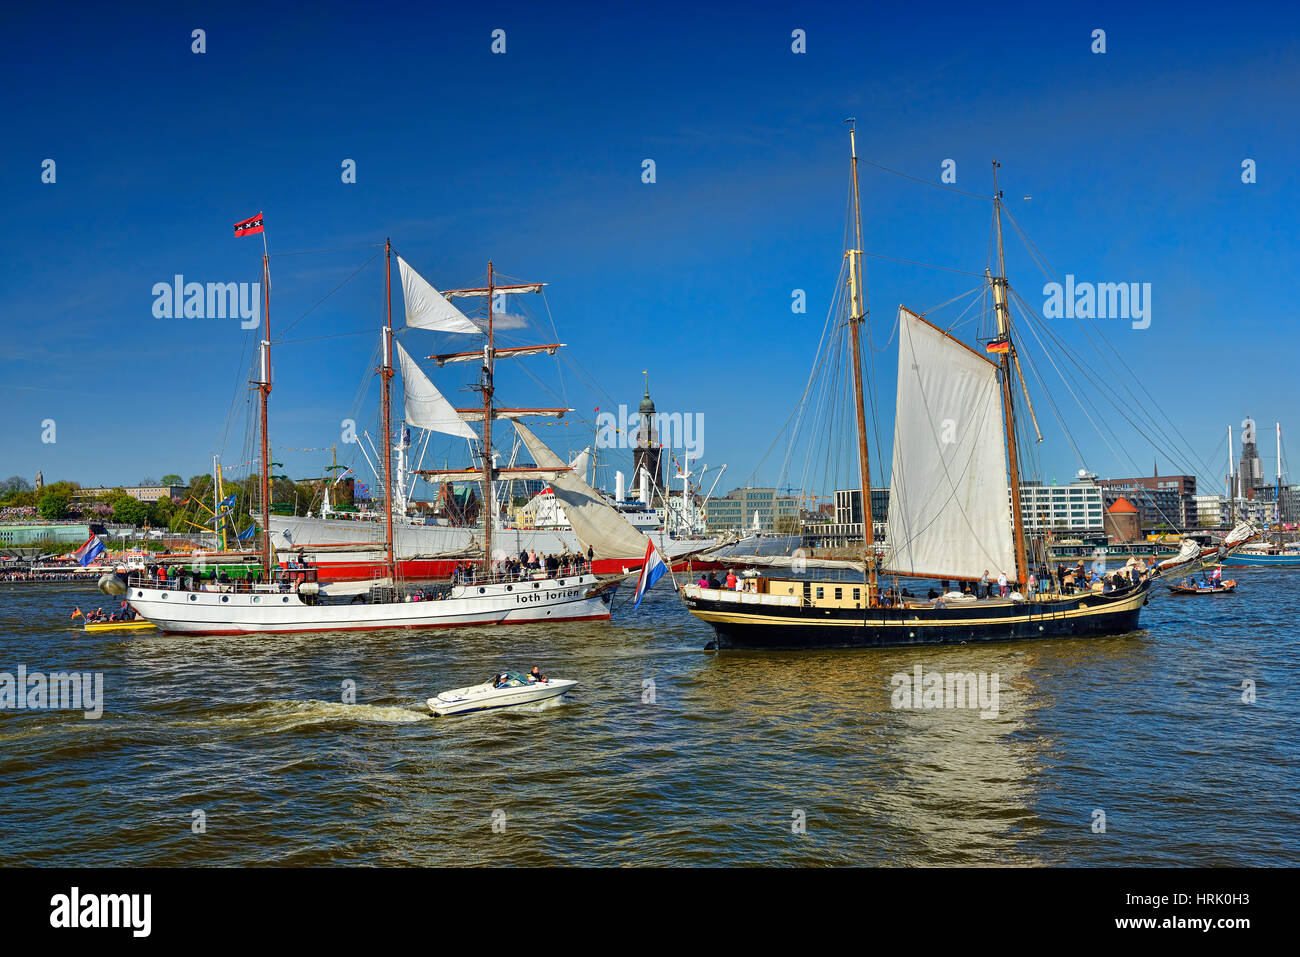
[82,618,157,634]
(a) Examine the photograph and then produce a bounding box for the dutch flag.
[632,540,669,611]
[72,535,107,567]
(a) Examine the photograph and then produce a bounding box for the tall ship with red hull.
[256,241,721,583]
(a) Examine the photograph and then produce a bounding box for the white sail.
[513,421,652,560]
[569,447,591,480]
[395,340,476,439]
[397,256,481,335]
[882,307,1017,581]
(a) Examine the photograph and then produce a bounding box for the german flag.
[986,339,1011,355]
[234,213,264,238]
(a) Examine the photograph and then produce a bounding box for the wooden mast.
[481,261,495,571]
[846,121,877,601]
[259,252,272,576]
[381,239,396,583]
[991,161,1030,585]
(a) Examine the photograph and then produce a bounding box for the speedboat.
[427,671,577,716]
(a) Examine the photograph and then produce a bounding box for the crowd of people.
[71,600,140,624]
[1,567,104,582]
[695,569,759,593]
[692,557,1152,607]
[935,559,1150,602]
[452,547,595,585]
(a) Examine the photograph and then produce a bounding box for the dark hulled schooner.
[682,126,1160,650]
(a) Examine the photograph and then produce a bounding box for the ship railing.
[126,573,299,595]
[448,561,594,586]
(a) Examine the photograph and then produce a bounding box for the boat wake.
[196,699,433,732]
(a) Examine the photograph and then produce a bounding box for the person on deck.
[997,571,1008,598]
[980,570,991,599]
[725,570,738,590]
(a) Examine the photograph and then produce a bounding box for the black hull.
[686,581,1152,651]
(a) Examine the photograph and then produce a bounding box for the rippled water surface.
[1,569,1296,866]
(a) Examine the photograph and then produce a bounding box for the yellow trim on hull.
[83,620,157,633]
[687,590,1147,629]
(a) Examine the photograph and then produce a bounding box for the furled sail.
[1156,538,1203,572]
[420,468,571,483]
[513,421,652,560]
[882,307,1017,581]
[1158,520,1262,574]
[1223,520,1261,549]
[395,340,477,439]
[397,256,482,335]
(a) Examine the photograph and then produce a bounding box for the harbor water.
[1,568,1296,866]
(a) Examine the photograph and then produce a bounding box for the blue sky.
[2,0,1297,500]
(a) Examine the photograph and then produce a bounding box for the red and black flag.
[234,213,264,238]
[985,338,1011,355]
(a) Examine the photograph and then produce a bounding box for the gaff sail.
[882,307,1018,581]
[512,421,652,560]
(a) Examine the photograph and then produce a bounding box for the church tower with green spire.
[633,373,664,505]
